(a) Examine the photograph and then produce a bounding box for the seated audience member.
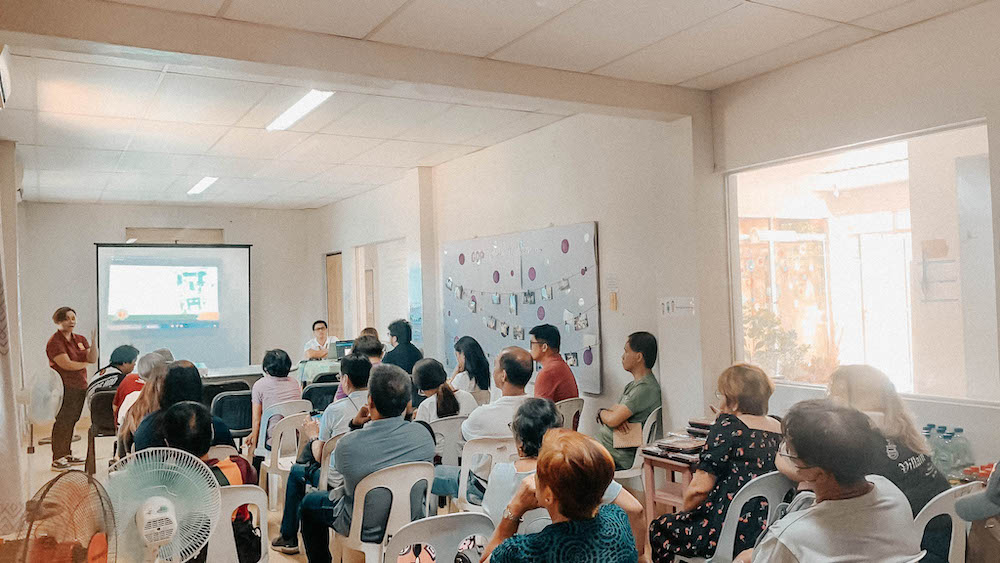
[132,361,235,450]
[333,333,385,401]
[450,336,496,405]
[650,364,781,562]
[360,326,380,341]
[414,358,478,424]
[383,319,425,407]
[87,344,139,399]
[152,347,174,362]
[118,353,170,453]
[114,351,166,427]
[270,353,372,555]
[304,320,337,360]
[248,349,302,459]
[529,324,579,403]
[828,365,951,563]
[462,346,533,441]
[956,460,1000,523]
[483,428,638,563]
[161,401,258,563]
[298,364,435,563]
[596,332,661,462]
[735,400,922,563]
[482,399,646,558]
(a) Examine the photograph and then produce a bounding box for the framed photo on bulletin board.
[441,222,601,394]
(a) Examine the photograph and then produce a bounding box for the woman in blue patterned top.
[482,428,638,563]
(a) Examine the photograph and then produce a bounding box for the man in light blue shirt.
[300,363,436,563]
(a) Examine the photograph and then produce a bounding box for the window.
[730,123,998,401]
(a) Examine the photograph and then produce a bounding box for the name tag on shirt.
[77,342,85,350]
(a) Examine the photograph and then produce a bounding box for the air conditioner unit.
[0,45,11,109]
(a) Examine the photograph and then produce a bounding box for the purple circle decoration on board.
[536,306,545,320]
[447,311,451,316]
[471,295,477,303]
[459,253,465,265]
[583,348,593,366]
[561,239,570,253]
[580,267,587,276]
[454,336,459,343]
[528,267,536,281]
[493,270,501,283]
[510,270,515,277]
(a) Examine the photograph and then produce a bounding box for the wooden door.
[325,253,344,340]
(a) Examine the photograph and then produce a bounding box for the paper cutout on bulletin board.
[441,222,601,394]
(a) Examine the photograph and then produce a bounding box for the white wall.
[433,113,704,434]
[711,0,1000,457]
[18,202,311,381]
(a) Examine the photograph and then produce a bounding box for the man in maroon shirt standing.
[529,324,579,404]
[45,306,98,471]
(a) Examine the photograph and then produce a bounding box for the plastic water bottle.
[934,433,955,478]
[929,426,948,458]
[952,427,975,469]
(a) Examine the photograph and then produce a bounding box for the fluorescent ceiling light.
[266,89,334,131]
[187,176,218,195]
[125,238,137,244]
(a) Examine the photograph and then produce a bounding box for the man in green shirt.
[596,331,662,470]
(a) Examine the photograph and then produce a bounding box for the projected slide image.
[107,265,220,329]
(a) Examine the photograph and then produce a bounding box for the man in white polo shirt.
[303,320,338,360]
[462,346,533,441]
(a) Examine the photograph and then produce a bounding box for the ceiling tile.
[237,86,372,132]
[208,128,310,159]
[753,0,910,22]
[396,105,531,145]
[491,0,741,72]
[38,170,112,190]
[347,140,457,168]
[322,96,451,139]
[417,144,480,166]
[104,172,178,192]
[0,109,37,144]
[279,134,383,164]
[4,55,37,110]
[679,25,879,90]
[128,120,229,154]
[253,159,331,182]
[36,147,122,172]
[37,113,137,150]
[186,155,266,178]
[144,73,271,125]
[463,113,565,146]
[850,0,986,31]
[117,151,196,174]
[371,0,581,57]
[594,2,836,84]
[223,0,411,39]
[316,164,407,185]
[35,58,162,118]
[107,0,226,16]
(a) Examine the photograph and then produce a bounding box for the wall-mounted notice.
[441,222,601,394]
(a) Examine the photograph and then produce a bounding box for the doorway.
[325,253,344,340]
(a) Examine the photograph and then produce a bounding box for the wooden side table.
[640,451,695,554]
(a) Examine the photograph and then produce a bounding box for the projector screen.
[97,244,251,369]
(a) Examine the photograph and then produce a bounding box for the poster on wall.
[441,222,601,394]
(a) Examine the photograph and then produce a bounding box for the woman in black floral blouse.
[649,364,782,562]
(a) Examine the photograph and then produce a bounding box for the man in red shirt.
[529,324,579,404]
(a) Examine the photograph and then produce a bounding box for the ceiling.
[2,48,570,208]
[105,0,986,90]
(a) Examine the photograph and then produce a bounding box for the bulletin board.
[441,222,601,394]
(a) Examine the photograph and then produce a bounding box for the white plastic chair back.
[519,508,551,534]
[384,512,495,563]
[206,444,239,461]
[456,437,518,512]
[252,399,311,460]
[332,461,434,562]
[915,481,986,563]
[614,406,663,481]
[258,411,309,511]
[317,432,347,492]
[429,415,468,467]
[555,397,584,429]
[206,485,268,563]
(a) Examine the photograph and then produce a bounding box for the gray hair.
[137,352,168,381]
[152,348,174,362]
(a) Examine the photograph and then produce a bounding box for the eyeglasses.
[778,440,809,467]
[529,340,542,348]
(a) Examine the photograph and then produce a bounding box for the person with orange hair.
[481,428,638,563]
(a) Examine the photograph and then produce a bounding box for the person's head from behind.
[161,361,203,410]
[494,346,533,392]
[621,331,657,373]
[414,358,459,418]
[353,334,384,362]
[388,319,413,346]
[312,320,328,342]
[529,324,561,361]
[360,327,380,341]
[367,364,411,419]
[52,306,77,331]
[536,429,614,520]
[339,353,372,392]
[109,344,140,373]
[161,401,213,459]
[153,348,174,362]
[512,398,562,458]
[778,399,882,489]
[827,364,928,454]
[262,349,292,378]
[716,363,774,415]
[136,352,168,381]
[454,336,490,392]
[121,353,170,436]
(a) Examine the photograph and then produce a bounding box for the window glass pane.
[734,124,998,400]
